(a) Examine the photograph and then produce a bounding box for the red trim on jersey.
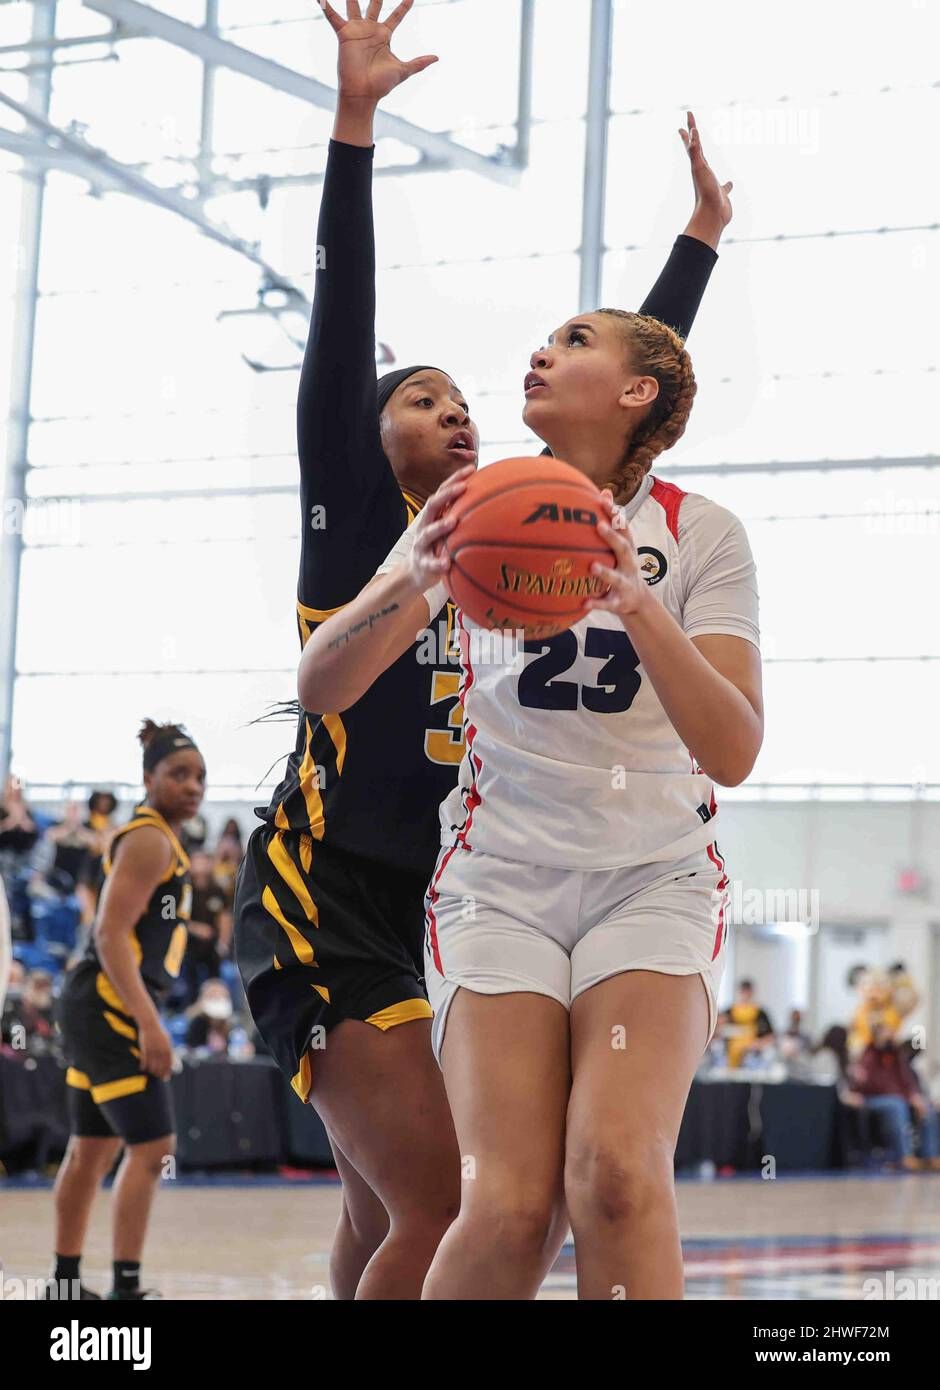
[456,611,476,705]
[456,725,482,849]
[426,844,461,977]
[707,842,729,961]
[650,476,686,542]
[454,612,484,850]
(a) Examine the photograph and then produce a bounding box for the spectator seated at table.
[717,979,775,1069]
[779,1008,812,1064]
[843,1023,940,1172]
[808,1024,849,1085]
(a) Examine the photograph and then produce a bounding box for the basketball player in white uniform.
[298,308,762,1299]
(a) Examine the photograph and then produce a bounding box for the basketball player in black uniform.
[51,720,205,1301]
[235,0,732,1300]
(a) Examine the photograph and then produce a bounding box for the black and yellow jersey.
[258,140,719,882]
[261,475,465,880]
[80,804,192,1002]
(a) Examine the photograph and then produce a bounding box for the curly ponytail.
[596,310,697,502]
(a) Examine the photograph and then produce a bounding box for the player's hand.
[138,1018,174,1081]
[407,465,473,593]
[583,490,653,622]
[681,111,733,250]
[319,1,438,104]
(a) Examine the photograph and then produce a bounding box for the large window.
[2,0,937,796]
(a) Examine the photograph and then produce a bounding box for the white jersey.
[377,473,760,871]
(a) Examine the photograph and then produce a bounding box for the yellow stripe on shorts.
[91,1074,148,1104]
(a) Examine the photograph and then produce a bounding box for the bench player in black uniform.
[51,720,205,1301]
[235,0,732,1300]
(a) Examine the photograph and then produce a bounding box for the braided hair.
[596,310,697,503]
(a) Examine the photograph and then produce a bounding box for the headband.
[376,365,445,416]
[143,731,200,773]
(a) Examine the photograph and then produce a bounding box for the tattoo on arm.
[327,602,402,651]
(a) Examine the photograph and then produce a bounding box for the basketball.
[442,457,616,636]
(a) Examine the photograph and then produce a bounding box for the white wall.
[714,799,939,1059]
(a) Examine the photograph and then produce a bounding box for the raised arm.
[295,3,438,610]
[296,132,382,512]
[639,112,733,340]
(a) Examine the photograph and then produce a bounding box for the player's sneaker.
[42,1280,101,1300]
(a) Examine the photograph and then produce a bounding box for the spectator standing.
[178,852,232,1005]
[211,820,243,907]
[81,792,119,921]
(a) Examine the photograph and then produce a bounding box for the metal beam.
[0,28,121,57]
[0,129,441,198]
[659,454,940,478]
[514,0,535,168]
[0,0,57,785]
[0,129,130,192]
[33,455,940,508]
[0,88,306,299]
[196,0,218,198]
[578,0,614,311]
[1,52,119,78]
[85,0,519,185]
[204,154,446,199]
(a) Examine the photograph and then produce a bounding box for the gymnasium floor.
[3,1172,939,1299]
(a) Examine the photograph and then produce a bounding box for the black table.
[675,1078,841,1173]
[0,1054,840,1174]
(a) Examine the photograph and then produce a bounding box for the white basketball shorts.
[423,841,730,1064]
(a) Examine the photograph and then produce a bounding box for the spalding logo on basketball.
[443,457,615,637]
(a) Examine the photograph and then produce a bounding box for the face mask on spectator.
[203,996,233,1021]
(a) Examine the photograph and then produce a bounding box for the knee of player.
[565,1132,673,1225]
[127,1135,174,1176]
[67,1137,116,1173]
[461,1185,557,1258]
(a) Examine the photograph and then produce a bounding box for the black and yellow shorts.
[58,964,174,1145]
[234,824,433,1103]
